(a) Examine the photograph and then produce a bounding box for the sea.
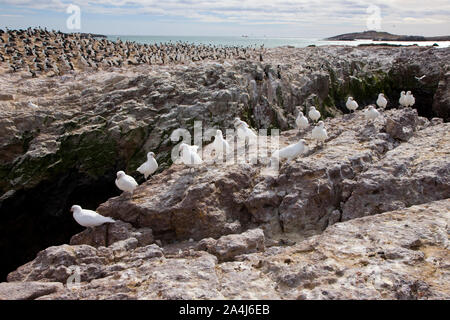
[105,35,450,48]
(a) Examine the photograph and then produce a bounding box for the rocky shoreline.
[0,44,449,299]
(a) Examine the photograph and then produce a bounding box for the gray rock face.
[5,200,449,300]
[70,221,153,248]
[92,108,449,244]
[1,47,449,196]
[385,107,418,141]
[196,228,265,262]
[96,163,257,242]
[2,105,448,300]
[342,119,450,221]
[433,70,450,121]
[7,242,164,285]
[0,281,63,300]
[1,46,449,299]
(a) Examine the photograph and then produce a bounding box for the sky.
[0,0,449,38]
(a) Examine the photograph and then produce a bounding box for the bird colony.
[0,28,263,77]
[1,31,416,232]
[68,90,415,228]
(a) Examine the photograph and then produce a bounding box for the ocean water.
[106,35,450,48]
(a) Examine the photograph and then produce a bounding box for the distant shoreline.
[326,30,450,42]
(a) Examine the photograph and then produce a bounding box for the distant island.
[325,30,450,42]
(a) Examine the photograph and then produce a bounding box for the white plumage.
[137,152,158,179]
[406,91,415,107]
[179,143,203,166]
[71,205,115,228]
[296,111,309,130]
[346,97,358,112]
[115,171,138,193]
[236,125,257,141]
[308,107,321,122]
[364,105,380,121]
[234,117,249,128]
[376,93,387,109]
[399,91,408,107]
[213,129,231,156]
[272,139,307,162]
[312,121,328,144]
[415,75,426,81]
[28,101,39,109]
[234,118,257,143]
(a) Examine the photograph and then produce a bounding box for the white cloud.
[0,0,449,35]
[0,14,24,17]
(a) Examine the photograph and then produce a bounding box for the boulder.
[196,228,265,261]
[3,200,449,300]
[385,107,418,141]
[0,282,63,300]
[70,221,153,248]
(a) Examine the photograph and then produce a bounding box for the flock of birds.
[0,28,262,77]
[4,28,416,232]
[71,90,416,228]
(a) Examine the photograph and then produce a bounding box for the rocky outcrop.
[93,108,449,243]
[0,45,449,284]
[385,107,418,141]
[341,118,450,221]
[433,70,450,120]
[0,282,63,300]
[196,228,265,262]
[1,105,448,300]
[1,46,448,195]
[5,200,449,300]
[70,221,154,248]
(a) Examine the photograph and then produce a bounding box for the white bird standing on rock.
[234,118,257,143]
[28,101,39,109]
[213,129,231,158]
[296,111,309,130]
[376,93,387,110]
[406,91,415,107]
[233,117,248,128]
[399,91,408,107]
[137,152,158,180]
[115,171,138,194]
[272,139,307,163]
[179,143,203,166]
[308,107,321,122]
[346,97,358,113]
[71,205,115,228]
[312,121,328,145]
[364,105,380,121]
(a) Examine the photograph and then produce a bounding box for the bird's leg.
[105,224,110,247]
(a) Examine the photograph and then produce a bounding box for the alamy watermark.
[66,266,81,289]
[169,121,283,172]
[366,5,382,30]
[66,4,81,30]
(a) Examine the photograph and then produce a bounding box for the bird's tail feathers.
[106,217,115,223]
